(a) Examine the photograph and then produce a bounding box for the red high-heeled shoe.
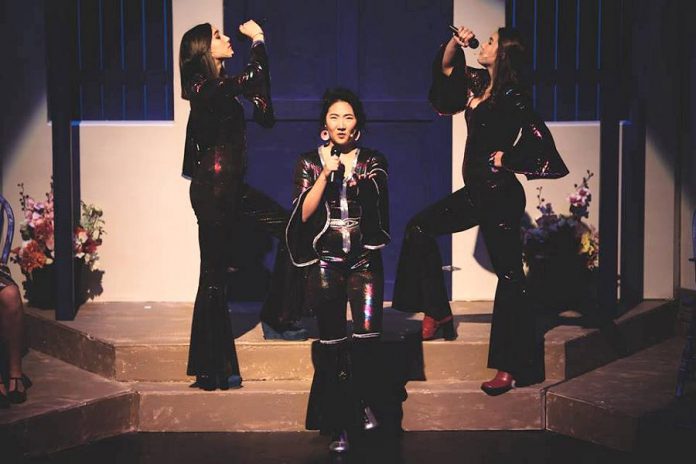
[422,315,457,340]
[481,370,515,396]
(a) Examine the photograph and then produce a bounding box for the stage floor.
[2,299,693,457]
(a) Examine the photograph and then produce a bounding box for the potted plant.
[10,183,105,308]
[522,171,599,313]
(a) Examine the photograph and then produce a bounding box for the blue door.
[225,0,453,301]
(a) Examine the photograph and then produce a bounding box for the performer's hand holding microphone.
[329,146,345,184]
[449,25,478,49]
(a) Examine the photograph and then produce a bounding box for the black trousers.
[392,178,542,381]
[305,250,384,341]
[305,247,392,435]
[187,174,299,377]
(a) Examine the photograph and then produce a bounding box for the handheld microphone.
[449,25,478,49]
[330,146,344,183]
[236,18,268,41]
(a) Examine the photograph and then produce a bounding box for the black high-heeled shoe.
[7,374,32,404]
[217,373,243,390]
[190,374,217,391]
[190,373,243,391]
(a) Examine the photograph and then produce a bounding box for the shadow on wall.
[0,1,48,184]
[637,0,693,202]
[226,217,275,301]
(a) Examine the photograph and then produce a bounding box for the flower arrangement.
[522,170,599,271]
[10,183,105,274]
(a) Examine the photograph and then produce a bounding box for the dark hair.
[319,87,366,131]
[179,23,219,100]
[491,27,530,104]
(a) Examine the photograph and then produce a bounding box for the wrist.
[252,32,264,41]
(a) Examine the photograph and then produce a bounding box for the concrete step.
[25,300,675,384]
[136,380,309,432]
[0,351,137,457]
[545,337,696,451]
[402,379,558,431]
[1,361,555,449]
[6,299,685,456]
[135,378,558,432]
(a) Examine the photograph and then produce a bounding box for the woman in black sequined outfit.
[179,21,304,391]
[392,27,568,396]
[287,88,393,453]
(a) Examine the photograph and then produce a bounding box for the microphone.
[236,18,268,41]
[449,25,479,49]
[330,146,344,183]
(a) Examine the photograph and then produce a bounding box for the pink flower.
[11,184,105,273]
[75,227,88,243]
[569,194,584,207]
[83,238,98,254]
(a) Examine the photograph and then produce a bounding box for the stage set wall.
[1,0,692,304]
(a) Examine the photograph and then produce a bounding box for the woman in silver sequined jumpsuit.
[286,88,392,453]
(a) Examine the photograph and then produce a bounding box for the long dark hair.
[319,87,366,132]
[179,23,219,100]
[490,27,530,104]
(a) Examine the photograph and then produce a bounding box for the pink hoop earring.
[320,129,330,146]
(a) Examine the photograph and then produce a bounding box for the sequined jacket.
[429,45,568,181]
[181,43,274,179]
[286,148,390,267]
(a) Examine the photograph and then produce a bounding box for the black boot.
[306,340,354,435]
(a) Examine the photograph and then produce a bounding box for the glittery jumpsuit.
[392,44,569,384]
[287,147,394,435]
[183,43,298,380]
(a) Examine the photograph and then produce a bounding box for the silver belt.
[328,218,360,228]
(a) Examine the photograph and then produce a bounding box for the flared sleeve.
[181,43,275,179]
[500,87,569,180]
[357,151,390,249]
[243,43,275,128]
[185,43,274,126]
[182,115,197,180]
[286,152,329,267]
[428,44,489,115]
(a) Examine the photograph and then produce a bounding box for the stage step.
[25,300,675,383]
[0,354,553,454]
[402,379,558,431]
[545,337,694,451]
[136,378,557,432]
[136,380,309,432]
[5,299,685,456]
[0,351,136,457]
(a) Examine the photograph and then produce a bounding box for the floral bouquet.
[10,183,105,307]
[522,171,599,311]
